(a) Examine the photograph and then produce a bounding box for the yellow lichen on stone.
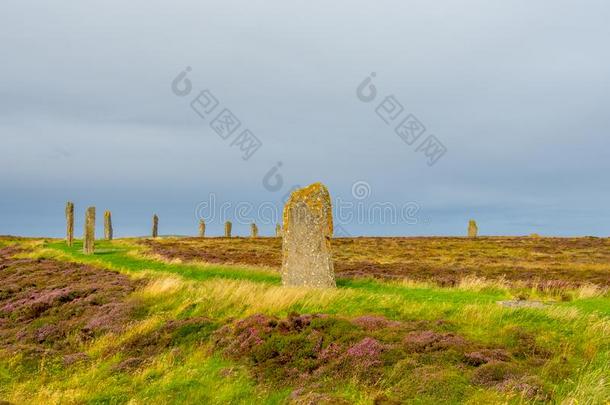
[468,219,478,238]
[282,182,333,237]
[104,210,113,240]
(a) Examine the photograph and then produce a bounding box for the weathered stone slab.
[275,224,282,237]
[104,210,113,240]
[250,223,258,238]
[199,219,206,237]
[497,300,548,309]
[152,214,159,238]
[65,201,74,246]
[468,220,478,238]
[280,183,335,288]
[225,221,232,238]
[83,207,95,254]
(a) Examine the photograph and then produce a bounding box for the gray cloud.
[1,0,609,236]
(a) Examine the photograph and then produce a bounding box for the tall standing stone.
[225,221,232,238]
[65,201,74,246]
[281,182,335,288]
[198,219,206,237]
[83,207,95,254]
[275,224,282,237]
[250,223,258,238]
[468,219,478,238]
[152,214,159,238]
[104,210,113,240]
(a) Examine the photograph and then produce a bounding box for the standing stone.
[468,220,478,238]
[281,182,335,288]
[65,201,74,246]
[152,214,159,238]
[104,210,113,240]
[198,219,206,237]
[225,221,232,237]
[250,223,258,238]
[83,207,95,254]
[275,224,282,237]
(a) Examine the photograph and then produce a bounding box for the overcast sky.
[1,0,609,237]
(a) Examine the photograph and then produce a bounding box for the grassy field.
[143,236,610,288]
[0,236,608,404]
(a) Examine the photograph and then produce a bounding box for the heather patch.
[471,361,549,401]
[0,246,141,364]
[107,316,215,372]
[463,349,512,366]
[403,330,466,353]
[213,312,549,402]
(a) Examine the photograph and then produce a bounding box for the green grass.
[558,297,610,317]
[46,239,281,284]
[45,240,510,306]
[1,238,609,404]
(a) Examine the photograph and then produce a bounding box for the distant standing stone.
[65,201,74,246]
[281,182,336,288]
[199,219,206,237]
[152,214,159,238]
[83,207,95,254]
[468,220,478,238]
[275,224,282,237]
[250,223,258,238]
[225,221,232,238]
[104,210,113,240]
